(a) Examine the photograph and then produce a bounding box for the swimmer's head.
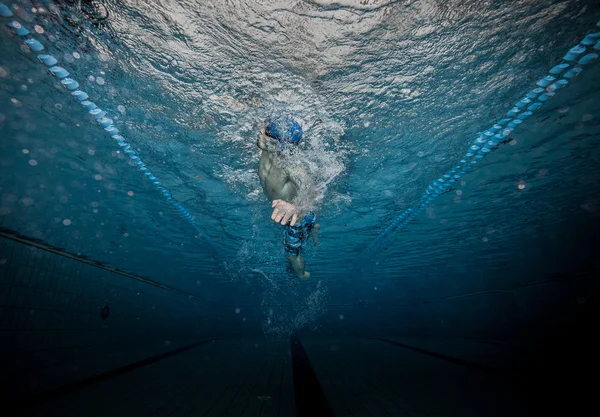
[265,119,303,145]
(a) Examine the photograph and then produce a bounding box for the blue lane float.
[24,38,44,51]
[0,2,11,17]
[38,54,57,66]
[1,4,224,260]
[61,78,79,90]
[48,66,69,78]
[72,90,88,101]
[578,53,598,65]
[7,20,28,35]
[360,21,600,258]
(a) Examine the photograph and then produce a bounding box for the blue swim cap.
[266,119,303,144]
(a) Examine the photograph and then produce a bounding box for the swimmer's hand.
[257,129,268,151]
[271,199,299,226]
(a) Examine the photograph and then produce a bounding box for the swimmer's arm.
[271,169,315,226]
[288,168,320,214]
[287,167,308,194]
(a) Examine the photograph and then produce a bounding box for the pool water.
[1,1,599,415]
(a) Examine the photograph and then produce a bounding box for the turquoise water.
[1,0,599,342]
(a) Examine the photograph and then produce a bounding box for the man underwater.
[257,119,320,278]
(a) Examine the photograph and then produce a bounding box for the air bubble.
[582,114,594,122]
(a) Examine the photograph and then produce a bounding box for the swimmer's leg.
[286,254,310,279]
[311,224,320,246]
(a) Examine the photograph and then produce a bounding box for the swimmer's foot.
[287,254,310,279]
[312,224,321,246]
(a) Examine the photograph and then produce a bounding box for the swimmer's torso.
[258,148,298,202]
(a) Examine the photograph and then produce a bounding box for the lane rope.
[359,20,600,257]
[1,3,225,260]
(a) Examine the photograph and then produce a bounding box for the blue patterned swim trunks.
[283,212,316,257]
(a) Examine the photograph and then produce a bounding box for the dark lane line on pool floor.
[0,227,206,301]
[290,333,334,417]
[13,338,217,412]
[376,338,498,375]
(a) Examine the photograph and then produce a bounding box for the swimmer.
[257,119,320,278]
